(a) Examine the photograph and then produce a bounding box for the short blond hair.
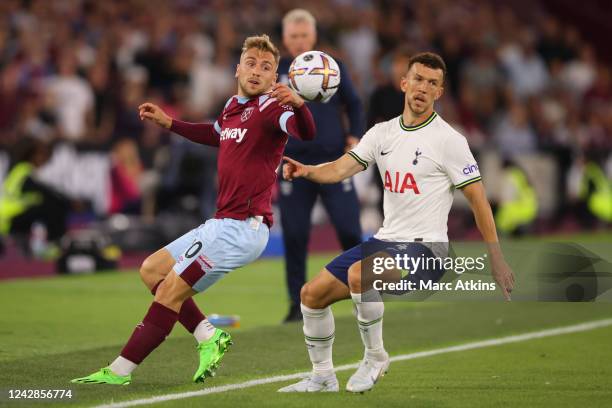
[282,9,316,28]
[241,34,280,66]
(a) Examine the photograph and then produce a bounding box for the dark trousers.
[10,178,70,242]
[279,177,362,306]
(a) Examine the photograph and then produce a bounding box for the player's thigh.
[140,248,175,289]
[301,268,350,309]
[173,218,269,293]
[347,255,391,294]
[140,226,201,289]
[164,225,199,260]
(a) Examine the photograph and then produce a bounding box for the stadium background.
[0,1,611,407]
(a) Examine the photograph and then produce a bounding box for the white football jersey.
[349,112,481,242]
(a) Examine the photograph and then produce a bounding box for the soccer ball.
[288,51,341,103]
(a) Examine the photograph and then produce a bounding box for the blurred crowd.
[0,0,610,226]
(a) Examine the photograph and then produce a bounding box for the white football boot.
[278,372,339,392]
[346,353,390,393]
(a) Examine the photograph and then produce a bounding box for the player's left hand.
[271,83,304,108]
[490,254,515,301]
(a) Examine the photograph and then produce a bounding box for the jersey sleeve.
[213,96,235,135]
[260,96,295,132]
[442,132,482,189]
[347,125,379,169]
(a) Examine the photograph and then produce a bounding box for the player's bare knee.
[300,283,314,307]
[139,256,157,289]
[300,282,326,309]
[347,262,362,293]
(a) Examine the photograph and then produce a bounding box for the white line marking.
[93,318,612,408]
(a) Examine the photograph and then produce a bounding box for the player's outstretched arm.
[138,102,220,147]
[282,154,363,184]
[462,182,515,301]
[139,102,172,128]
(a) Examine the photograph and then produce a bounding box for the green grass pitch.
[1,239,612,407]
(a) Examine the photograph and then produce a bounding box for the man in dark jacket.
[278,9,365,322]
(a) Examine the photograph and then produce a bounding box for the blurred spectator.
[109,139,142,214]
[112,67,148,144]
[0,64,23,146]
[560,44,597,98]
[584,65,612,111]
[493,102,537,157]
[494,160,538,236]
[0,137,70,258]
[461,44,505,92]
[367,48,409,126]
[536,16,575,66]
[0,0,608,240]
[572,154,612,227]
[45,50,94,141]
[338,7,379,96]
[499,29,549,99]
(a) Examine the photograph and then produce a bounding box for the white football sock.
[109,356,138,376]
[194,319,216,343]
[351,290,386,361]
[301,303,335,377]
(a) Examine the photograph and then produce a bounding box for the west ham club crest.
[241,107,254,122]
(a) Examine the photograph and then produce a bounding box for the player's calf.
[280,270,349,393]
[154,271,195,313]
[348,260,389,391]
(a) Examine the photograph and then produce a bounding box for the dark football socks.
[120,301,178,364]
[151,280,206,333]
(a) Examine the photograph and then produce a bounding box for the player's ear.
[400,76,408,93]
[235,64,240,78]
[434,85,444,100]
[434,72,444,100]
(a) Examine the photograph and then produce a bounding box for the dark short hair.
[407,52,446,82]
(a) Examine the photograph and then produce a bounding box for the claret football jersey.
[212,94,300,227]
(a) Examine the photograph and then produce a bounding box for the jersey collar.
[399,111,437,131]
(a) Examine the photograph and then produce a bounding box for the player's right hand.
[491,255,515,301]
[282,156,310,181]
[138,102,172,129]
